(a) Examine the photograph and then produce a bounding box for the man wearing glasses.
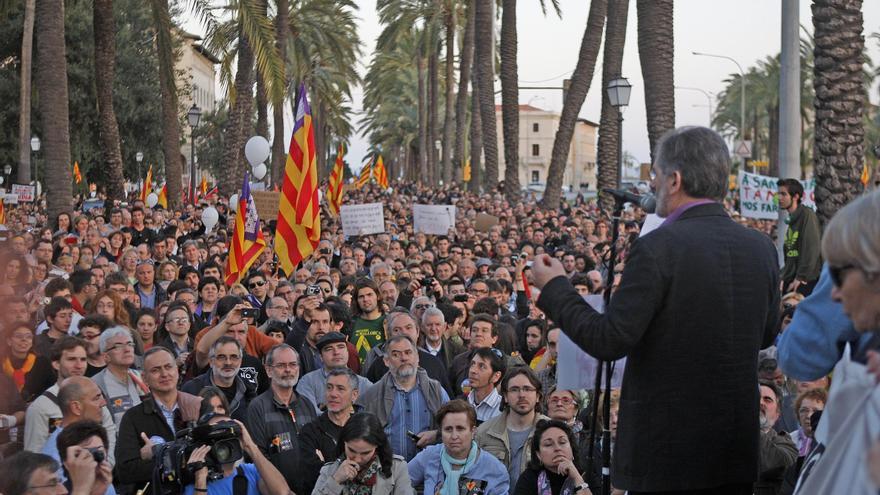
[183,337,256,421]
[92,327,148,425]
[0,451,100,495]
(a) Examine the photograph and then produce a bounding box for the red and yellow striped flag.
[0,197,5,225]
[73,162,82,184]
[157,184,168,209]
[226,172,267,285]
[356,160,371,189]
[861,163,871,186]
[327,145,345,216]
[200,176,208,197]
[275,84,320,276]
[373,155,388,189]
[140,165,153,202]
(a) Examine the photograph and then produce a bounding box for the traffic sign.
[734,140,752,158]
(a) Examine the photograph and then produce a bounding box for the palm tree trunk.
[469,69,483,193]
[256,73,269,141]
[153,0,183,209]
[35,0,73,218]
[94,0,126,199]
[475,0,498,190]
[272,0,288,188]
[637,0,675,162]
[18,0,35,184]
[417,56,428,182]
[812,0,865,223]
[429,47,439,184]
[442,5,456,184]
[768,103,779,177]
[454,0,476,184]
[543,0,607,209]
[597,0,629,211]
[500,0,520,202]
[220,33,255,196]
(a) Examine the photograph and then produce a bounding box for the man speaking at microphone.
[532,126,780,495]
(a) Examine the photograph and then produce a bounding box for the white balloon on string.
[201,206,219,232]
[252,163,268,181]
[146,192,159,208]
[245,136,271,168]
[228,193,239,212]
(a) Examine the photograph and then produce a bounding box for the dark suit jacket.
[537,203,780,492]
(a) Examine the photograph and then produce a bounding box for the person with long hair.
[104,230,128,263]
[118,248,138,285]
[87,290,131,328]
[134,308,159,350]
[2,254,33,293]
[409,399,509,495]
[513,419,591,495]
[313,412,411,494]
[54,212,72,236]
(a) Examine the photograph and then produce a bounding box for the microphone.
[602,188,657,213]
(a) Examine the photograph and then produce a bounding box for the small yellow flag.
[463,159,471,182]
[861,163,871,186]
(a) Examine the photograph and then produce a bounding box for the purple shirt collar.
[660,199,715,227]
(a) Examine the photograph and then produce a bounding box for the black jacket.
[298,412,346,493]
[181,370,257,421]
[364,347,452,394]
[537,203,780,492]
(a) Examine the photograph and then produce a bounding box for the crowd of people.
[0,125,873,495]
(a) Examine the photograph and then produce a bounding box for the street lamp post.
[30,136,41,187]
[607,76,632,188]
[1,165,11,188]
[675,86,715,124]
[135,151,144,192]
[187,104,202,205]
[692,51,748,170]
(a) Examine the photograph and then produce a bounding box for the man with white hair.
[421,307,464,371]
[92,327,148,425]
[370,261,393,285]
[182,336,256,421]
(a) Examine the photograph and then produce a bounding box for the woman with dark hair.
[313,412,411,494]
[521,319,548,368]
[513,419,591,495]
[54,211,72,235]
[134,308,158,350]
[197,385,230,419]
[2,254,33,292]
[103,230,127,263]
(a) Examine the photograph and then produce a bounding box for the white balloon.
[228,194,239,211]
[146,192,159,208]
[245,136,271,168]
[252,163,268,181]
[202,206,219,232]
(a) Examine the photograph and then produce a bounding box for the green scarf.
[440,441,478,495]
[343,456,382,495]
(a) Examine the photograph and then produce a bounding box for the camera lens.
[214,443,231,462]
[89,448,105,464]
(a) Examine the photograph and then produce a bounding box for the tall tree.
[596,0,629,211]
[474,0,498,190]
[428,43,439,184]
[219,33,255,195]
[543,0,607,209]
[93,0,126,198]
[418,54,428,181]
[441,0,456,184]
[469,70,483,192]
[637,0,674,162]
[35,0,73,218]
[150,0,183,209]
[812,0,865,223]
[17,0,35,184]
[271,0,288,187]
[453,0,475,184]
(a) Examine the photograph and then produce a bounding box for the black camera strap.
[232,466,248,495]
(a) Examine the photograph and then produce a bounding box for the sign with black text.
[341,203,385,237]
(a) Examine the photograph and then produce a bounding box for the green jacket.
[781,204,822,286]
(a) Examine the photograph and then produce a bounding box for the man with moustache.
[182,337,256,421]
[296,332,372,415]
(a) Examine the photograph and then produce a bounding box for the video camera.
[151,419,244,495]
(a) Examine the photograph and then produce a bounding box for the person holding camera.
[184,414,291,495]
[0,450,101,495]
[56,420,115,495]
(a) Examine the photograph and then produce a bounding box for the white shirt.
[467,387,503,423]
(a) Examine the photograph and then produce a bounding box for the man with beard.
[182,337,256,421]
[755,381,797,495]
[296,332,372,415]
[246,344,317,494]
[357,335,449,461]
[349,278,386,365]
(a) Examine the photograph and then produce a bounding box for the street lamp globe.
[136,151,144,163]
[3,165,11,175]
[30,136,41,152]
[187,103,202,128]
[607,76,632,108]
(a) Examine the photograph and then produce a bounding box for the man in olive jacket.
[533,127,780,494]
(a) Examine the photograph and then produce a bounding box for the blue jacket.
[777,264,869,381]
[408,444,509,495]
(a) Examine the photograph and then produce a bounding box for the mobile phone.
[306,284,321,296]
[241,308,259,319]
[453,294,468,303]
[406,430,420,442]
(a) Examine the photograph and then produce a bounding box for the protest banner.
[474,213,499,232]
[413,204,456,235]
[251,191,280,220]
[556,295,626,391]
[11,184,35,203]
[738,171,816,220]
[340,203,385,237]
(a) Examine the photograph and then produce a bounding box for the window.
[533,123,539,132]
[532,144,540,156]
[531,171,540,183]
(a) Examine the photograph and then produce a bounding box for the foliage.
[193,101,230,180]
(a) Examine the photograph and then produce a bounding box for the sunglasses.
[249,281,266,289]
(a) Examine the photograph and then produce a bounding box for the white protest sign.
[2,193,19,205]
[413,204,456,235]
[556,294,626,391]
[340,203,385,237]
[738,171,816,220]
[11,184,35,203]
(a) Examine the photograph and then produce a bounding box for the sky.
[185,0,880,173]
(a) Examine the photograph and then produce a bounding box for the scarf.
[3,354,36,391]
[343,455,382,495]
[538,469,576,495]
[440,441,478,495]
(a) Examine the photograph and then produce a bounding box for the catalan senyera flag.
[157,184,168,209]
[327,145,345,216]
[275,84,320,276]
[463,159,471,182]
[140,165,153,202]
[861,163,871,186]
[200,176,208,197]
[226,172,267,285]
[73,162,82,184]
[0,197,5,225]
[373,155,389,189]
[356,160,372,189]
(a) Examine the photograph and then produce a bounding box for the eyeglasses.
[549,396,575,406]
[107,342,135,351]
[270,362,299,370]
[507,386,537,394]
[249,281,266,289]
[27,479,63,490]
[414,304,433,310]
[167,317,189,325]
[213,354,241,362]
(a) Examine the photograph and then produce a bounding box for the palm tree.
[149,0,183,209]
[219,30,255,195]
[93,0,126,199]
[596,0,629,211]
[453,0,475,184]
[469,68,483,192]
[474,0,498,191]
[35,0,73,219]
[271,0,288,186]
[17,0,35,184]
[543,0,607,209]
[637,0,674,162]
[441,0,456,184]
[812,0,866,223]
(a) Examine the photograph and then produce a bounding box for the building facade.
[176,31,219,185]
[494,105,598,192]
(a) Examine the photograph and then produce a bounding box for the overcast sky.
[186,0,880,173]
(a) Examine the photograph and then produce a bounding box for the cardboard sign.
[11,184,35,202]
[413,204,455,235]
[474,213,499,232]
[738,171,816,220]
[340,203,385,237]
[251,191,280,221]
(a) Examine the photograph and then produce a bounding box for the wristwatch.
[574,482,590,493]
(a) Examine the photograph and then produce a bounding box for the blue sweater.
[408,444,510,495]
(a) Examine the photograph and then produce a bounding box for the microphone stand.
[584,196,626,495]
